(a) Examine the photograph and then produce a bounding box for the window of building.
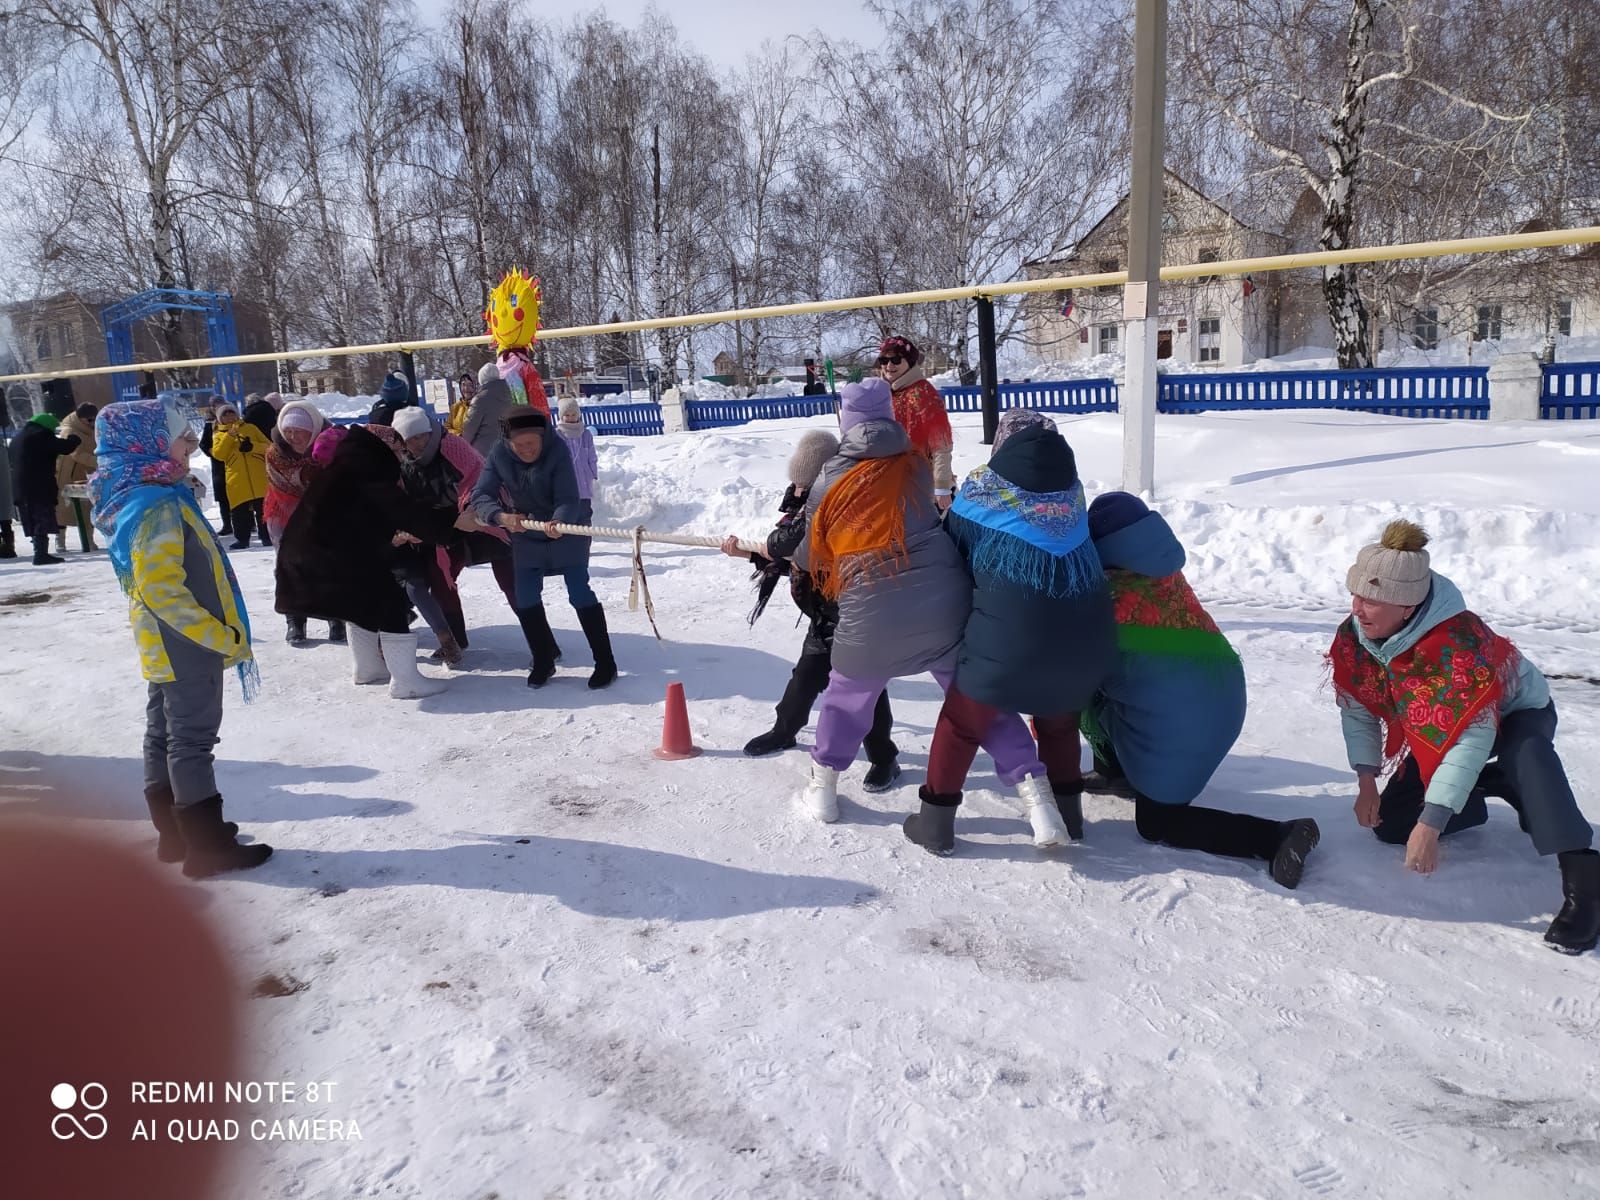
[34,327,51,360]
[56,323,77,357]
[1557,299,1574,337]
[1475,304,1502,341]
[1197,246,1220,281]
[1413,308,1439,350]
[1097,324,1120,355]
[1198,316,1222,363]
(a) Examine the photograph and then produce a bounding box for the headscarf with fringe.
[808,453,921,602]
[947,424,1100,600]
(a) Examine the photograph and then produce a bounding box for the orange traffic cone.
[653,681,702,760]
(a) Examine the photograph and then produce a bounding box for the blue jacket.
[947,425,1117,716]
[469,437,590,571]
[1092,508,1245,806]
[1338,573,1549,824]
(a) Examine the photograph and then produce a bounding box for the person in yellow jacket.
[88,398,271,878]
[446,371,477,435]
[211,402,270,549]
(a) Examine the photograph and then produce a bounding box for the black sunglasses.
[876,355,904,367]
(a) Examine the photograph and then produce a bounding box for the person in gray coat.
[461,361,515,460]
[792,379,1033,823]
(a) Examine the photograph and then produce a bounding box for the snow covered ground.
[3,410,1598,1198]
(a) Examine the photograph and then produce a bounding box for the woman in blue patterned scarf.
[905,411,1119,856]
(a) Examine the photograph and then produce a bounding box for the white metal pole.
[1122,0,1167,497]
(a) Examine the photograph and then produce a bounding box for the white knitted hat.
[391,406,431,440]
[1346,520,1432,606]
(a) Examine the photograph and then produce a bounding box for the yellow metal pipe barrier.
[3,225,1597,386]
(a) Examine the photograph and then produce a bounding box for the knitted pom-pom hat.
[1346,519,1432,607]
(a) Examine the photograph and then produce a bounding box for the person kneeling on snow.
[89,399,272,878]
[470,408,617,690]
[1083,493,1321,888]
[907,410,1118,855]
[274,424,475,699]
[794,378,984,822]
[1330,520,1597,952]
[720,430,900,789]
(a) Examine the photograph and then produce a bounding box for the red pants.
[926,688,1083,796]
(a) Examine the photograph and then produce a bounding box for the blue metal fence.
[1157,366,1490,419]
[686,393,838,430]
[945,378,1120,414]
[580,401,664,437]
[1541,363,1600,420]
[320,362,1598,439]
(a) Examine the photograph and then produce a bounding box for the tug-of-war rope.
[517,520,765,640]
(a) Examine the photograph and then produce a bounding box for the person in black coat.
[469,409,617,690]
[243,397,278,438]
[199,399,232,536]
[11,413,82,565]
[274,424,472,699]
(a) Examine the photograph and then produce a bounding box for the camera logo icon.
[51,1083,109,1141]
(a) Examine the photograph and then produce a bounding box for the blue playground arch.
[101,288,245,406]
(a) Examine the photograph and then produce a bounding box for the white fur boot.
[1017,774,1070,848]
[380,632,447,699]
[348,624,390,685]
[800,761,840,823]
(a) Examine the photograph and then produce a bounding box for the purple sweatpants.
[811,659,1046,784]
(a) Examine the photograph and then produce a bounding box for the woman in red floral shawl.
[877,335,955,509]
[1331,519,1596,954]
[265,399,344,646]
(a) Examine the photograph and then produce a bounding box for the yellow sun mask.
[484,269,542,351]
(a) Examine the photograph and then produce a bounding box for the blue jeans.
[515,565,598,611]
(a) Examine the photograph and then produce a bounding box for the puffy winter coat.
[946,425,1118,717]
[797,418,969,680]
[460,378,514,460]
[1090,508,1245,806]
[212,421,270,506]
[54,411,98,527]
[274,425,458,633]
[469,433,590,572]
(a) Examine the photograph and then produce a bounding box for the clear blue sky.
[411,0,878,65]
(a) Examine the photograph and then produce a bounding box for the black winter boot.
[863,758,902,792]
[31,536,63,565]
[1081,747,1135,797]
[516,606,558,687]
[144,786,187,864]
[576,603,617,689]
[903,786,960,856]
[1054,781,1086,841]
[1546,849,1600,955]
[0,520,15,559]
[144,787,238,862]
[285,615,308,645]
[743,728,797,757]
[174,796,272,879]
[1269,819,1322,890]
[327,620,347,644]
